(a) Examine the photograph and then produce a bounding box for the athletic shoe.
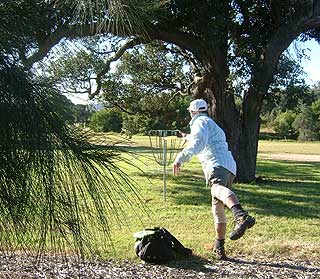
[213,246,228,260]
[229,214,255,240]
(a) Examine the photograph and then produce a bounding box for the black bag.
[133,227,192,263]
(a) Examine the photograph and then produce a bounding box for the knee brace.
[211,184,234,204]
[212,201,227,223]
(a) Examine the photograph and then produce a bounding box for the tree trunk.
[236,90,263,182]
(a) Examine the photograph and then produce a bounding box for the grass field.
[93,135,320,262]
[258,140,320,155]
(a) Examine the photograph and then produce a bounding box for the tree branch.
[176,47,202,76]
[91,36,151,99]
[148,29,208,61]
[61,89,90,95]
[23,12,206,74]
[247,1,320,99]
[103,97,135,115]
[23,22,152,98]
[24,24,99,68]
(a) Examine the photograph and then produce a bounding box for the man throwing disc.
[173,99,255,260]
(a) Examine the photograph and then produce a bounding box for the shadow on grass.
[170,173,210,206]
[256,160,320,181]
[231,179,320,219]
[171,176,320,220]
[246,160,320,218]
[139,169,210,206]
[138,159,320,219]
[119,145,182,156]
[117,145,154,153]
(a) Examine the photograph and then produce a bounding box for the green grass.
[92,136,320,262]
[8,134,319,263]
[258,140,320,155]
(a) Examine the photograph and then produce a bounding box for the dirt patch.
[258,153,320,162]
[0,254,319,279]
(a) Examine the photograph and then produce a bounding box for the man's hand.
[173,162,181,175]
[176,130,187,138]
[176,130,188,146]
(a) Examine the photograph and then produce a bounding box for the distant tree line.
[88,97,190,135]
[87,88,320,141]
[261,82,320,141]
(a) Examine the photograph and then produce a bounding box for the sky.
[297,39,320,85]
[67,40,320,105]
[66,92,89,105]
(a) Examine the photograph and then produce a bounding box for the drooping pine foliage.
[0,56,142,257]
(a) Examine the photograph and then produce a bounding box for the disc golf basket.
[148,130,182,201]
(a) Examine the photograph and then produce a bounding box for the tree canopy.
[2,0,320,182]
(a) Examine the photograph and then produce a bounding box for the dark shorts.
[209,166,235,205]
[209,166,235,188]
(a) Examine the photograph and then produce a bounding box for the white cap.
[188,99,208,112]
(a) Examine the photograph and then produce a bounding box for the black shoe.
[230,214,255,240]
[213,246,228,260]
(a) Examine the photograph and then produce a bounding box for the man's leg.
[212,199,228,260]
[210,167,234,260]
[215,222,226,239]
[228,204,256,240]
[212,185,255,240]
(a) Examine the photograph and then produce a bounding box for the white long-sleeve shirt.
[174,113,236,183]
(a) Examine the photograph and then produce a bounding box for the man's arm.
[173,120,207,175]
[177,130,190,146]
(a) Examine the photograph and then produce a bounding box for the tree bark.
[236,89,263,182]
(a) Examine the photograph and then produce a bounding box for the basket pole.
[148,130,181,202]
[163,131,167,202]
